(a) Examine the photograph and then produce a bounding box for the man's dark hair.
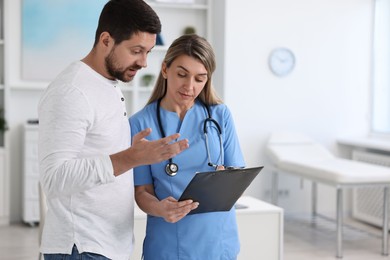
[93,0,162,46]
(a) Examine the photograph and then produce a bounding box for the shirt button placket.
[120,96,126,116]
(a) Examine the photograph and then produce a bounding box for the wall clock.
[268,48,295,77]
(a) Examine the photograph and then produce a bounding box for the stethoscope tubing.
[156,98,223,176]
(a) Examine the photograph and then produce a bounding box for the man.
[38,0,190,259]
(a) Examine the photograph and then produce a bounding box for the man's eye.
[178,73,186,78]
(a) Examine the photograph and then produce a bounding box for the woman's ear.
[161,62,168,79]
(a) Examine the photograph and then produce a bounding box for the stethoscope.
[156,98,223,177]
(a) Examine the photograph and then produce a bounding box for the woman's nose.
[184,77,195,88]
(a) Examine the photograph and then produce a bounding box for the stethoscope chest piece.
[157,98,222,176]
[165,162,179,177]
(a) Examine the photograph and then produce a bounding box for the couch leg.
[336,187,343,258]
[312,182,317,216]
[382,186,389,256]
[271,170,279,205]
[311,182,317,227]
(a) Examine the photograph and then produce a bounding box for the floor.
[284,214,390,260]
[1,215,390,260]
[0,222,40,260]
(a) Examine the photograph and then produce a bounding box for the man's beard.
[105,48,142,82]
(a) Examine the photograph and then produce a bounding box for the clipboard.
[178,166,263,215]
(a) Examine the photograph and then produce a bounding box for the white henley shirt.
[38,61,134,260]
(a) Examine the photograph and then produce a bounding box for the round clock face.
[268,48,295,77]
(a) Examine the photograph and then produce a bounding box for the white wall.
[215,0,373,214]
[6,0,374,222]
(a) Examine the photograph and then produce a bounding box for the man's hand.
[131,128,189,165]
[110,128,189,176]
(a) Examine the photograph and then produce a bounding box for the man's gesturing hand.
[132,128,189,165]
[110,128,189,176]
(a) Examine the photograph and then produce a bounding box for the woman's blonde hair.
[146,34,222,106]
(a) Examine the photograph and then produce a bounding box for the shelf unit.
[7,1,211,117]
[0,0,5,143]
[0,0,9,226]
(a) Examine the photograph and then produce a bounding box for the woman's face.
[162,54,208,109]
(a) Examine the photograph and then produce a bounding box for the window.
[372,0,390,134]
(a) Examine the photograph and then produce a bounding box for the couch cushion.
[266,133,390,185]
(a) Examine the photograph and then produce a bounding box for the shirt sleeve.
[38,85,115,198]
[220,105,246,168]
[129,113,153,186]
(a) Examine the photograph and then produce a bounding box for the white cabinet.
[0,147,8,225]
[23,123,40,225]
[131,196,284,260]
[236,196,284,260]
[122,0,211,115]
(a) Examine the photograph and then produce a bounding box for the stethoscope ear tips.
[165,162,179,177]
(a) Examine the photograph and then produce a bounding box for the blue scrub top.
[129,100,245,260]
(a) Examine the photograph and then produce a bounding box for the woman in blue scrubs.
[129,34,245,260]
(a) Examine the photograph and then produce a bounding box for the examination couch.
[265,132,390,258]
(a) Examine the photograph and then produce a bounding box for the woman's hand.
[159,197,199,223]
[135,185,198,223]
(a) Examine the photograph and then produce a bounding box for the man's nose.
[136,53,148,68]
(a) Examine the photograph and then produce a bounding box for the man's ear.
[100,32,112,47]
